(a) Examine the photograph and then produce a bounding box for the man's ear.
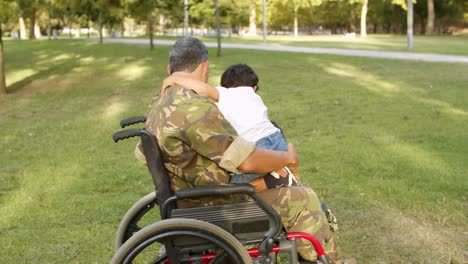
[166,64,171,75]
[200,60,209,82]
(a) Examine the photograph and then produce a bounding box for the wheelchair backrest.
[139,130,173,210]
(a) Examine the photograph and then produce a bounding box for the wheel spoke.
[151,255,167,264]
[210,249,227,263]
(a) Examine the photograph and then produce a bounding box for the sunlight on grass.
[0,163,79,228]
[79,56,96,64]
[378,207,463,263]
[322,63,400,96]
[443,108,468,116]
[117,64,150,81]
[103,100,128,120]
[51,54,73,62]
[384,142,448,172]
[415,97,467,117]
[6,69,38,86]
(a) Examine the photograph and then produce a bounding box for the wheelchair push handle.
[120,116,146,128]
[112,128,143,143]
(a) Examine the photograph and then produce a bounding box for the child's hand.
[161,75,177,94]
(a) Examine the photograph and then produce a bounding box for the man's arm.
[162,72,219,101]
[237,143,298,174]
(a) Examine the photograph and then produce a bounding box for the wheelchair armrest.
[175,184,255,199]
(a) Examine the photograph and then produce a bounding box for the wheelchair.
[111,116,330,264]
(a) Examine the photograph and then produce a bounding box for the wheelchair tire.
[115,192,158,251]
[111,218,252,264]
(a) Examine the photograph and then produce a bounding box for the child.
[162,64,298,190]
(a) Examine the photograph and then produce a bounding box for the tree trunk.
[0,24,7,95]
[215,0,221,57]
[19,17,27,39]
[29,9,37,40]
[407,0,414,49]
[293,7,298,37]
[360,0,368,37]
[69,18,72,40]
[87,17,91,38]
[227,19,232,39]
[159,15,166,35]
[248,0,256,35]
[99,11,103,44]
[48,16,52,40]
[350,3,356,32]
[75,25,80,38]
[184,0,189,36]
[425,0,435,35]
[34,21,41,39]
[148,12,154,50]
[121,17,125,38]
[262,0,267,43]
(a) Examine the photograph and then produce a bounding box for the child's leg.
[230,172,267,184]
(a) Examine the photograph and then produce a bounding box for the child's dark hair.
[220,64,259,89]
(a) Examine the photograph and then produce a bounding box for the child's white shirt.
[215,86,279,142]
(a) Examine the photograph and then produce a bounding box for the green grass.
[0,40,467,263]
[137,34,468,56]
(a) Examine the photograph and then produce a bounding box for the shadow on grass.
[0,42,466,263]
[0,41,165,262]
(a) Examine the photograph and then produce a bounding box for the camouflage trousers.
[256,186,338,262]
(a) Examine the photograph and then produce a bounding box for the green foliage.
[0,0,19,24]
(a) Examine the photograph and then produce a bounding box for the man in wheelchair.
[135,38,338,263]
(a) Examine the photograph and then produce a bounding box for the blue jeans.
[230,131,288,183]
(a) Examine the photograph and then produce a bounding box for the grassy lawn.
[136,34,468,56]
[0,39,466,263]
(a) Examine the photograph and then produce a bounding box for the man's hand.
[286,143,300,180]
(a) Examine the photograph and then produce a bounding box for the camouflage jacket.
[145,86,255,207]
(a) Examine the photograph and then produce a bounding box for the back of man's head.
[169,38,208,74]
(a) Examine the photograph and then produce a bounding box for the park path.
[97,38,468,64]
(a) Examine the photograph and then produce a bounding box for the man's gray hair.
[169,38,208,74]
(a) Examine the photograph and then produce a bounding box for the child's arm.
[162,72,219,101]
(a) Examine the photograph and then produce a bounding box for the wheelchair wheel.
[111,218,252,264]
[115,192,158,251]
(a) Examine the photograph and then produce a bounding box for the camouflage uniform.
[143,85,338,261]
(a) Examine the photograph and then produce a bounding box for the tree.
[127,0,166,50]
[281,0,321,37]
[407,0,413,49]
[215,0,221,56]
[268,0,322,36]
[98,0,124,43]
[247,0,256,35]
[17,0,45,40]
[78,0,100,39]
[360,0,368,37]
[425,0,435,34]
[0,0,19,95]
